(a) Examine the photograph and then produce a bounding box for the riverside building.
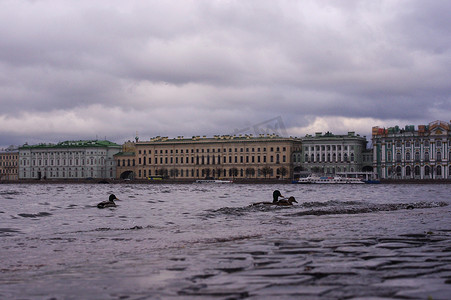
[19,140,121,180]
[372,120,451,180]
[300,131,368,175]
[0,146,19,181]
[117,134,302,180]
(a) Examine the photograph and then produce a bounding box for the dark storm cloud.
[0,0,450,148]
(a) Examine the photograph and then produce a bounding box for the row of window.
[387,139,451,149]
[138,146,287,155]
[304,152,355,163]
[305,166,355,173]
[387,165,451,177]
[386,151,449,162]
[24,168,114,178]
[136,154,287,166]
[304,145,355,151]
[120,155,288,167]
[24,151,107,157]
[21,158,110,166]
[0,155,18,160]
[137,167,287,178]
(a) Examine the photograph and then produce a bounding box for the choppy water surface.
[1,183,450,299]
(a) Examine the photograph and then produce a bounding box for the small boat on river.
[195,179,233,184]
[293,175,365,184]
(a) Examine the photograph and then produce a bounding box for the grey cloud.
[1,0,450,148]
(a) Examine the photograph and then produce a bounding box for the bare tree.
[261,166,272,178]
[245,167,255,178]
[230,167,238,179]
[278,166,288,179]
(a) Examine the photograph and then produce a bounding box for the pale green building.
[19,140,121,180]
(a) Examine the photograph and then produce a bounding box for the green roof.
[19,140,121,149]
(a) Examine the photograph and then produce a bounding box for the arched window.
[437,151,442,161]
[406,166,411,177]
[424,152,429,161]
[305,154,309,162]
[396,166,402,176]
[311,154,314,162]
[344,153,348,162]
[425,165,430,176]
[406,152,411,161]
[350,153,354,162]
[396,152,402,162]
[437,166,442,176]
[414,166,420,176]
[414,140,420,148]
[415,151,420,161]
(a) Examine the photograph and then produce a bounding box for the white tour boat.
[195,179,233,184]
[294,175,365,184]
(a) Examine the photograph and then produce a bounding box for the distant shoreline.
[0,178,291,184]
[1,179,451,184]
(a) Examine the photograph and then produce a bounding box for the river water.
[0,183,450,299]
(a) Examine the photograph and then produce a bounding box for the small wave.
[205,201,448,218]
[18,212,53,218]
[0,227,22,236]
[289,201,448,217]
[301,200,364,208]
[0,190,22,196]
[94,225,148,232]
[202,234,262,244]
[204,206,251,217]
[203,204,293,218]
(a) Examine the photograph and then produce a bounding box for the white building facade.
[19,140,121,180]
[301,132,368,175]
[372,120,451,180]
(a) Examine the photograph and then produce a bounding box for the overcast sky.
[1,0,450,149]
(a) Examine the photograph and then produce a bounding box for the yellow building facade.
[116,135,302,180]
[0,147,19,181]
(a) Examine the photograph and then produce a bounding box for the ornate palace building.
[115,134,302,180]
[19,140,121,180]
[372,120,451,180]
[300,131,369,175]
[0,146,19,181]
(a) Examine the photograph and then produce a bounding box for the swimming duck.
[251,190,288,206]
[97,194,118,208]
[276,196,298,206]
[273,190,284,203]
